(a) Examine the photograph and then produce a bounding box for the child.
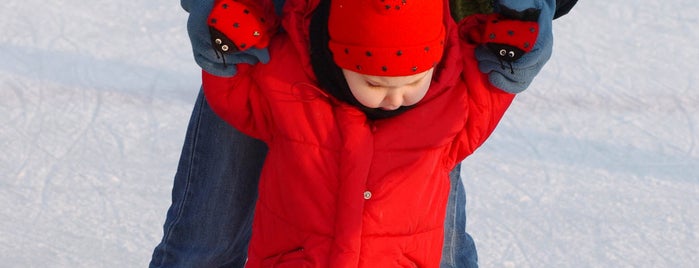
[199,0,550,267]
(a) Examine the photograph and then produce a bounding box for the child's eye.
[366,82,381,88]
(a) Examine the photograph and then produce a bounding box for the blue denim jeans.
[150,89,478,267]
[441,165,479,268]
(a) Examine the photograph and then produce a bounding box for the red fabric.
[207,0,278,51]
[202,0,515,267]
[476,13,539,53]
[328,0,445,76]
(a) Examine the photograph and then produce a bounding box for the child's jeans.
[149,89,478,268]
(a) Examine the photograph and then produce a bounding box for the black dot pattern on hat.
[377,0,408,11]
[333,41,444,75]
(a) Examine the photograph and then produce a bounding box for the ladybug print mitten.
[472,0,556,94]
[183,0,280,77]
[480,6,540,69]
[207,0,278,68]
[207,0,275,53]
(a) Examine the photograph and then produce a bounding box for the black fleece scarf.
[308,0,414,120]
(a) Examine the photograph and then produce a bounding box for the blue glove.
[475,0,555,93]
[183,0,271,77]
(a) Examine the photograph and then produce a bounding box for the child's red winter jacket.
[203,0,515,267]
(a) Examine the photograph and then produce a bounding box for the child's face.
[342,68,434,111]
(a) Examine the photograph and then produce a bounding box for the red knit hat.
[328,0,446,76]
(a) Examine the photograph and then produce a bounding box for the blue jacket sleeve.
[182,0,276,77]
[475,0,556,93]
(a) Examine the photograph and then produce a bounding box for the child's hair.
[310,0,411,119]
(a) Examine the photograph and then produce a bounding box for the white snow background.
[1,0,697,267]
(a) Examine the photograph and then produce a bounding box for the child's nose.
[381,93,403,110]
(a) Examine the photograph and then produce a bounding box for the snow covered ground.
[1,0,697,267]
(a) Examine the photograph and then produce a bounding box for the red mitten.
[207,0,275,55]
[467,6,540,71]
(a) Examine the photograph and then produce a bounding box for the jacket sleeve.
[183,0,280,77]
[447,14,518,164]
[201,66,273,142]
[452,60,515,163]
